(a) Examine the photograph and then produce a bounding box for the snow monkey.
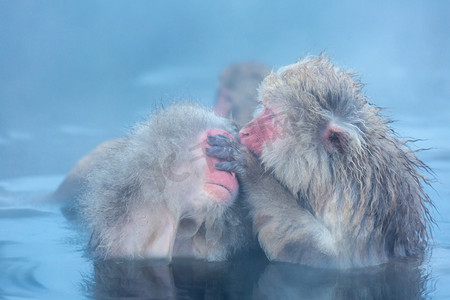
[63,103,251,261]
[207,56,433,268]
[214,62,270,127]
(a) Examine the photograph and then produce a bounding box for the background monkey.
[214,62,270,127]
[207,56,433,268]
[69,103,251,261]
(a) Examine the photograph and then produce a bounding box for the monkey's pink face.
[239,105,282,156]
[201,129,239,203]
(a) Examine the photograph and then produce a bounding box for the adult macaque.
[66,103,251,261]
[207,56,433,268]
[214,62,270,127]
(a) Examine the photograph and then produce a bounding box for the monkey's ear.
[322,123,349,153]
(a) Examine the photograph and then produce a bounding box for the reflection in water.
[85,256,266,299]
[255,259,430,300]
[84,256,430,299]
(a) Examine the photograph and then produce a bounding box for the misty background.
[0,1,449,181]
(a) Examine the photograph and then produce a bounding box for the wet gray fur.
[74,103,251,261]
[208,56,433,268]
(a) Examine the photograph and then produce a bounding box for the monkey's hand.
[206,134,263,182]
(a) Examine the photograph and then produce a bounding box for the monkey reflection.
[63,103,251,261]
[85,260,176,299]
[207,56,433,267]
[214,62,270,127]
[85,258,264,299]
[253,258,429,300]
[84,257,428,300]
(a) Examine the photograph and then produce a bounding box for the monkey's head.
[239,57,369,192]
[135,103,240,218]
[239,56,402,201]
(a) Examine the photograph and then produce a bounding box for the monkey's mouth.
[205,182,232,194]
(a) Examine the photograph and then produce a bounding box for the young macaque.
[54,63,268,202]
[207,56,433,268]
[214,62,270,127]
[66,103,251,261]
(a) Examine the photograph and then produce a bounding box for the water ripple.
[0,257,46,297]
[0,208,55,219]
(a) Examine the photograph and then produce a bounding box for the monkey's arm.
[207,135,338,266]
[94,204,179,260]
[82,144,179,260]
[245,174,338,266]
[127,212,178,259]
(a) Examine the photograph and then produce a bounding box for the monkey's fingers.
[215,161,246,175]
[207,134,234,147]
[205,146,239,161]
